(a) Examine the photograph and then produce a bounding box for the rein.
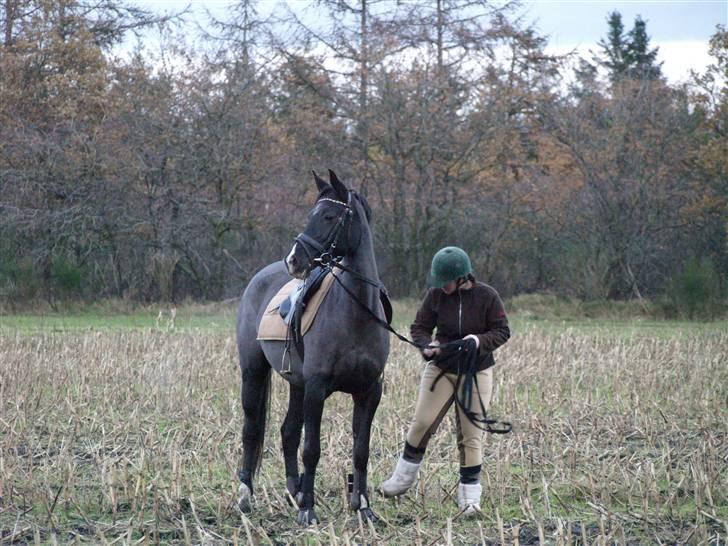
[429,339,512,434]
[326,262,512,435]
[294,189,511,435]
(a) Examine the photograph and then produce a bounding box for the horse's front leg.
[350,380,383,520]
[297,374,329,525]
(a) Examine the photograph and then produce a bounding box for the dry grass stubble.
[0,325,726,544]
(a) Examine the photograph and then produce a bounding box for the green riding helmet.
[429,246,472,288]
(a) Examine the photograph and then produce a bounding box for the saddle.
[257,267,335,342]
[257,266,394,362]
[278,266,329,324]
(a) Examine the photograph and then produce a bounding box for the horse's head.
[286,170,372,278]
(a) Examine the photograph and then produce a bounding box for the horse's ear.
[328,169,348,200]
[313,170,329,193]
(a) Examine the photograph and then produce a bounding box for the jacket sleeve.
[476,291,510,354]
[410,289,438,350]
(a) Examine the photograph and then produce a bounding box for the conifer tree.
[597,11,630,81]
[597,11,663,83]
[626,16,663,80]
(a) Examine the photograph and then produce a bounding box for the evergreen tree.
[598,11,630,81]
[597,11,663,83]
[626,16,663,80]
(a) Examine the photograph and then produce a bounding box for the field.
[0,302,726,544]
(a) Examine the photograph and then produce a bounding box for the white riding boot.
[380,456,421,497]
[457,482,482,516]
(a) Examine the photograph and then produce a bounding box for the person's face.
[442,280,458,295]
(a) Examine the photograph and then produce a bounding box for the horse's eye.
[324,214,335,221]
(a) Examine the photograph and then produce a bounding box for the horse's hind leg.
[281,383,305,502]
[237,346,272,513]
[350,380,383,520]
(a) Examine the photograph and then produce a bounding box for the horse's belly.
[330,356,386,394]
[260,340,306,388]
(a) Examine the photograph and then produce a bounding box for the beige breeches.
[406,363,493,467]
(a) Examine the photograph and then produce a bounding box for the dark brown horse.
[235,170,390,524]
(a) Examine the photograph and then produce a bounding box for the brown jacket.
[410,279,510,371]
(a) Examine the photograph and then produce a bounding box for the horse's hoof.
[359,507,378,522]
[238,482,253,513]
[297,508,319,526]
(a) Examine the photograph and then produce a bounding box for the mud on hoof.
[297,508,319,526]
[237,482,254,513]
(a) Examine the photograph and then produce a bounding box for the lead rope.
[430,339,512,434]
[327,265,511,434]
[327,266,422,348]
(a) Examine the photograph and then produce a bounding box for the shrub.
[668,258,723,320]
[51,255,84,298]
[0,252,40,310]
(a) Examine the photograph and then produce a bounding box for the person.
[380,246,510,516]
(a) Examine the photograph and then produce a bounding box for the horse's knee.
[302,441,321,469]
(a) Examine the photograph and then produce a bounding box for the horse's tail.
[253,367,272,477]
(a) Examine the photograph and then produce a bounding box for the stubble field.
[0,304,726,544]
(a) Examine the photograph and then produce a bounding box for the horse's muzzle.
[286,244,306,278]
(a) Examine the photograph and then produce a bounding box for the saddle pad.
[257,273,336,341]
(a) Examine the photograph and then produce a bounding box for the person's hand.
[423,340,440,359]
[463,334,480,349]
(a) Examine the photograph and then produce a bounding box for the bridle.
[294,192,355,274]
[294,191,386,293]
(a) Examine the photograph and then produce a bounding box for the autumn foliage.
[0,2,725,314]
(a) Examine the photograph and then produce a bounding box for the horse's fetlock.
[237,482,254,513]
[238,469,253,488]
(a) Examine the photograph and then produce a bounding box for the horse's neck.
[342,226,380,301]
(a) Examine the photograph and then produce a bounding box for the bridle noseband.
[294,192,355,274]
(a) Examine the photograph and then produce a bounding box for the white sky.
[125,0,727,83]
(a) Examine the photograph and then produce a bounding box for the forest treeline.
[1,1,726,316]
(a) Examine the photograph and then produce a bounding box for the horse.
[235,169,390,524]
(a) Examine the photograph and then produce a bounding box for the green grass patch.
[3,300,726,343]
[0,307,236,333]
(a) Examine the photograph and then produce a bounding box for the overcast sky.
[128,0,727,83]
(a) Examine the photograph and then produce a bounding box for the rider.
[380,246,510,516]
